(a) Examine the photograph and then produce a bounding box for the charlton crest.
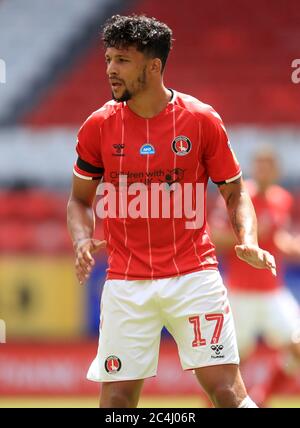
[105,356,122,373]
[172,136,192,156]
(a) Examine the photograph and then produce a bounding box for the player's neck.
[256,183,270,195]
[127,84,172,119]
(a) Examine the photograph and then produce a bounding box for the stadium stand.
[0,188,71,253]
[0,0,300,406]
[1,0,299,258]
[0,0,116,124]
[22,0,300,125]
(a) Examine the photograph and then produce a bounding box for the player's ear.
[150,58,162,75]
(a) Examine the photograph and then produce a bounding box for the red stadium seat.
[23,0,300,126]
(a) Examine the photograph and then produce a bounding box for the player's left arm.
[274,229,300,259]
[273,194,300,259]
[218,177,276,275]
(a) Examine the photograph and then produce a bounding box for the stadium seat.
[22,0,300,125]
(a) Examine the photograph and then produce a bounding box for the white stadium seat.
[0,0,115,121]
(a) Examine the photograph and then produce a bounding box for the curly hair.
[102,14,173,71]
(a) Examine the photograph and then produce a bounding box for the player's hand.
[235,244,277,276]
[74,238,106,285]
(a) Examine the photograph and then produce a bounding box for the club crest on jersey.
[140,143,155,155]
[172,136,192,156]
[105,356,122,373]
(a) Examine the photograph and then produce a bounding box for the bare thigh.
[195,364,247,408]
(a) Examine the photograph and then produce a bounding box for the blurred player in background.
[210,147,300,406]
[67,15,276,408]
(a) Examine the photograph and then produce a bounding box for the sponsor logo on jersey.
[113,144,125,156]
[140,143,155,155]
[159,168,185,191]
[210,344,224,359]
[105,355,122,373]
[172,136,192,156]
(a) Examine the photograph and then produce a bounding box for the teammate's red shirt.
[74,90,241,280]
[211,180,293,292]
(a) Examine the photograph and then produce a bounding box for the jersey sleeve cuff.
[212,170,242,185]
[73,157,104,180]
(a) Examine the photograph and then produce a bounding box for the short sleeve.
[73,113,104,181]
[202,107,241,184]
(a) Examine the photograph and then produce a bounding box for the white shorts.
[229,288,300,358]
[87,270,240,382]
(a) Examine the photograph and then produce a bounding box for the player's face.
[253,155,279,187]
[105,46,150,102]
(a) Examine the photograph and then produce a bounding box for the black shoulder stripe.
[77,157,104,175]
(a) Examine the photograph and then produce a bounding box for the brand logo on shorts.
[211,344,224,359]
[105,356,122,373]
[171,136,192,156]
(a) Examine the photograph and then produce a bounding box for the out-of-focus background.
[0,0,300,408]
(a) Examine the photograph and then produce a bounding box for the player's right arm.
[67,176,106,285]
[68,112,106,285]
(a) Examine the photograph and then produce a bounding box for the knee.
[100,383,140,408]
[210,385,241,408]
[101,391,132,408]
[100,380,143,408]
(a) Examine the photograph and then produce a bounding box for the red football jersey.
[74,90,241,280]
[210,180,293,292]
